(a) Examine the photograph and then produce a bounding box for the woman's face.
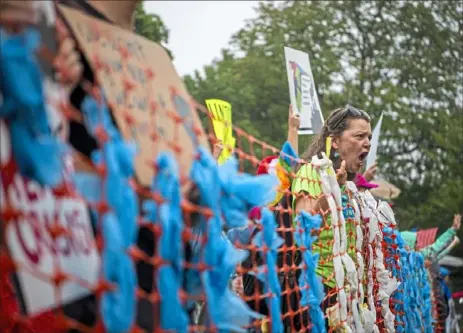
[332,118,372,173]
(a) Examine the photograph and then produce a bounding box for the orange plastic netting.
[0,6,445,333]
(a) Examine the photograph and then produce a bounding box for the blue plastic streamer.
[188,147,265,332]
[0,27,66,187]
[142,153,189,332]
[293,211,325,333]
[394,230,433,333]
[279,141,299,169]
[218,157,278,229]
[249,208,284,333]
[100,211,137,333]
[73,93,138,333]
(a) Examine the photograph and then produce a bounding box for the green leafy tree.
[184,0,463,267]
[135,3,172,58]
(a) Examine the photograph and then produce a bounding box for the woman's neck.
[347,172,356,181]
[88,1,138,30]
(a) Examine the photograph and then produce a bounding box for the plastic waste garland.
[375,202,400,333]
[142,153,189,332]
[417,257,433,332]
[351,190,377,333]
[392,230,406,333]
[347,183,378,333]
[311,153,358,333]
[188,148,279,332]
[0,27,66,187]
[76,94,138,333]
[393,231,433,333]
[293,212,326,333]
[411,252,433,332]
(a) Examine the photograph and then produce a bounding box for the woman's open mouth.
[359,152,369,165]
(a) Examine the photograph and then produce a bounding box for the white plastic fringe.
[312,154,358,332]
[357,190,399,333]
[347,182,376,333]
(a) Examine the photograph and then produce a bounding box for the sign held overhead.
[284,46,324,135]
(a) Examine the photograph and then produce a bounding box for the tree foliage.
[184,0,462,263]
[135,3,172,58]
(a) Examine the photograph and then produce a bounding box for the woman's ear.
[331,134,340,150]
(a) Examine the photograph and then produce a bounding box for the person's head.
[301,105,371,178]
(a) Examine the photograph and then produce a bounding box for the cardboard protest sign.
[366,112,384,169]
[59,5,209,187]
[0,120,100,316]
[205,99,235,164]
[284,46,324,135]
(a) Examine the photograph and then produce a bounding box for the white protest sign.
[0,119,100,316]
[284,46,324,135]
[366,112,384,169]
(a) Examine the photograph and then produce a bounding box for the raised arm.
[422,214,460,259]
[287,105,300,156]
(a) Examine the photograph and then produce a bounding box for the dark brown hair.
[301,106,371,171]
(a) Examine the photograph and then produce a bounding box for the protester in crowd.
[438,267,460,333]
[291,105,372,329]
[400,214,461,259]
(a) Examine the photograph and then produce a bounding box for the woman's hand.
[288,105,300,131]
[363,162,377,182]
[452,214,461,231]
[336,160,347,186]
[212,140,223,160]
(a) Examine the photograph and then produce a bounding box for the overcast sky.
[144,1,260,77]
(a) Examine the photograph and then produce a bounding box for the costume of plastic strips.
[294,211,326,333]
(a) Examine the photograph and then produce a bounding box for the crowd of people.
[1,1,461,333]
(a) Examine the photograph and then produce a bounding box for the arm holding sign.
[287,104,300,156]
